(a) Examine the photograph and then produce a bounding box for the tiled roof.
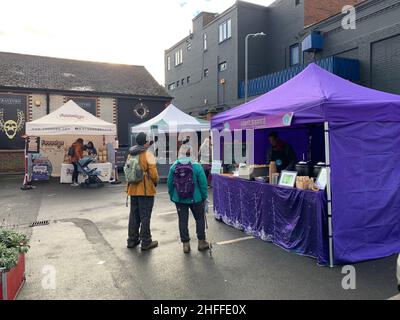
[0,52,170,97]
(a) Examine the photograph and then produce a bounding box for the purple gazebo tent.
[212,63,400,266]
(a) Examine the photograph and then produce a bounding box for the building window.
[295,0,301,6]
[204,34,207,51]
[176,80,180,88]
[175,49,183,66]
[204,69,209,77]
[167,57,171,71]
[218,61,227,72]
[290,44,300,66]
[219,19,232,43]
[181,79,185,86]
[168,83,175,91]
[187,76,191,83]
[186,41,192,51]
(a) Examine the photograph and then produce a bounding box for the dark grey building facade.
[165,0,400,114]
[164,1,275,114]
[304,0,400,95]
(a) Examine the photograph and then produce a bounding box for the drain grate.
[29,220,50,228]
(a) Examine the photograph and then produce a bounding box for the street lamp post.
[245,32,266,103]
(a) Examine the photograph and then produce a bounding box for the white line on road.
[217,236,254,246]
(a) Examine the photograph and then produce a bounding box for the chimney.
[193,12,218,32]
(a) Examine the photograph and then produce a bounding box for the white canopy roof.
[131,104,209,133]
[26,100,116,136]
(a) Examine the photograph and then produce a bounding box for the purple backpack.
[173,162,195,199]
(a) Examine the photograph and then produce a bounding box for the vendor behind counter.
[266,131,296,173]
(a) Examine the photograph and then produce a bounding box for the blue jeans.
[175,202,206,243]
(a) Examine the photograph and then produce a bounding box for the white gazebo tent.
[131,104,209,133]
[26,100,116,136]
[131,104,210,179]
[24,100,117,184]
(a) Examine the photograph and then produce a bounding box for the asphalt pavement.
[0,174,398,300]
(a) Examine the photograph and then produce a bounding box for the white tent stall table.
[60,162,113,184]
[25,100,117,183]
[131,104,210,180]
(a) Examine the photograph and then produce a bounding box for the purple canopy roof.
[212,63,400,129]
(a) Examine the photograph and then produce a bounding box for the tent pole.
[324,122,334,268]
[21,136,33,191]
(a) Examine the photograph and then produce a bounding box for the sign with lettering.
[225,113,294,131]
[27,136,40,154]
[0,94,27,150]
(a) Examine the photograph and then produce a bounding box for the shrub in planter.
[0,229,30,300]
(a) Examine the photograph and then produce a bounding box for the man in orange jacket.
[126,132,159,250]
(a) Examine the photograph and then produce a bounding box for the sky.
[0,0,275,85]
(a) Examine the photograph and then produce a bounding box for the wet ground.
[0,174,398,300]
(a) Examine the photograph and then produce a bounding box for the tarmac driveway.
[0,175,398,300]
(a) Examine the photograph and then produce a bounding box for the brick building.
[0,52,171,173]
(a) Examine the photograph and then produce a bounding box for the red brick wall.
[304,0,364,27]
[0,151,24,173]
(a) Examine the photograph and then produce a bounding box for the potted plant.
[0,229,30,300]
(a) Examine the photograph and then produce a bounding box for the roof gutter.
[0,86,172,101]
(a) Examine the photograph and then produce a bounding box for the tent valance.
[26,100,116,136]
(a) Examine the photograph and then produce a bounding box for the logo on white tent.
[58,113,85,121]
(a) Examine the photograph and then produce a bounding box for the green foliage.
[0,229,30,271]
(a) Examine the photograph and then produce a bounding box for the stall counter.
[212,174,329,265]
[60,162,112,184]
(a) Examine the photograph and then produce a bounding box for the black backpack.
[68,146,75,157]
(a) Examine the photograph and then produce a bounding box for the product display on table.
[278,171,297,188]
[238,164,268,180]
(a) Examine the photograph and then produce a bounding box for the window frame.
[218,61,227,72]
[175,49,183,66]
[290,44,300,66]
[219,18,232,44]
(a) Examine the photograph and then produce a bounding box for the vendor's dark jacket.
[266,139,297,172]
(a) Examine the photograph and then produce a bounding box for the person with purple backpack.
[167,155,210,254]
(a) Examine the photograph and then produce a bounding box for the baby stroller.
[77,156,104,188]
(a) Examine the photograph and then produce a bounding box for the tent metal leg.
[324,122,334,268]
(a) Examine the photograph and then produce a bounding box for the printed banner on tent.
[225,113,293,130]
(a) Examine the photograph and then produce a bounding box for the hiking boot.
[198,240,210,251]
[141,241,158,251]
[183,242,191,254]
[127,240,140,249]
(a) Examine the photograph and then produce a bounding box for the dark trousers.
[175,202,206,243]
[128,196,155,246]
[72,162,79,183]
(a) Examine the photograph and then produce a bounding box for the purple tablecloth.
[213,175,329,265]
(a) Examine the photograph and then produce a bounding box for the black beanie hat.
[136,132,148,146]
